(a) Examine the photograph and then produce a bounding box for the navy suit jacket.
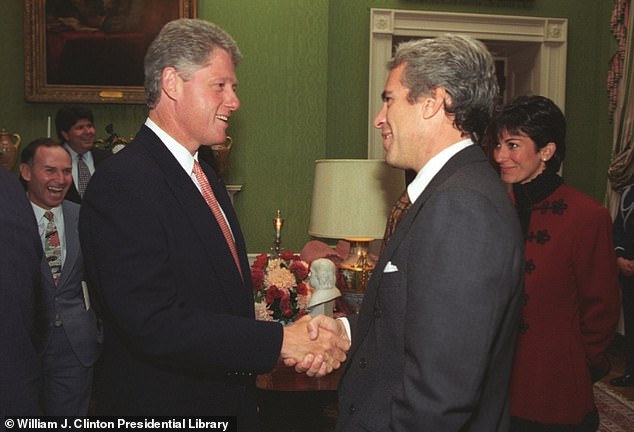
[38,200,102,367]
[0,168,42,417]
[64,148,110,204]
[79,126,282,428]
[336,145,524,432]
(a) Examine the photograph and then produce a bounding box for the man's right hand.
[280,315,350,377]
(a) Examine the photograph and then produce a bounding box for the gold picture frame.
[24,0,197,104]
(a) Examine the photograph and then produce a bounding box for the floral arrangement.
[251,251,311,324]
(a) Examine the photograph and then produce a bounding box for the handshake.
[280,315,351,377]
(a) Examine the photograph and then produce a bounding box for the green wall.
[2,0,616,252]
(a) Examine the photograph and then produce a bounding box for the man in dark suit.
[78,18,348,430]
[0,167,42,417]
[310,35,524,431]
[19,138,102,415]
[55,106,110,203]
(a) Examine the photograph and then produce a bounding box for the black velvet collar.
[512,170,563,237]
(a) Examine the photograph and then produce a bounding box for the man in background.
[0,167,42,419]
[19,138,102,416]
[79,18,348,430]
[55,106,110,203]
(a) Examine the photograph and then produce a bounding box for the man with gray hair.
[79,18,348,429]
[308,34,524,431]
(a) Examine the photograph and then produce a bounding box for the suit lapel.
[349,146,485,359]
[199,161,254,311]
[137,127,251,312]
[59,201,80,287]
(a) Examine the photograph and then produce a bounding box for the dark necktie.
[77,153,91,197]
[193,160,243,279]
[381,189,412,252]
[44,211,62,284]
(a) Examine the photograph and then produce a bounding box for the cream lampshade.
[308,159,405,294]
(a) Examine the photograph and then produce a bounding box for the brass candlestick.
[272,210,284,257]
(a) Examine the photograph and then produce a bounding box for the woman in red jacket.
[490,95,621,431]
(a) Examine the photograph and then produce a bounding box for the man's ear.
[161,67,181,101]
[19,163,31,183]
[421,87,447,119]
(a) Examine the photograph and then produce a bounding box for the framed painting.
[24,0,197,104]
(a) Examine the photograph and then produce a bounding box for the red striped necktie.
[193,161,243,279]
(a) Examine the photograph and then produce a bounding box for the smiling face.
[20,145,72,210]
[373,63,425,171]
[172,48,240,151]
[493,130,555,184]
[61,118,96,154]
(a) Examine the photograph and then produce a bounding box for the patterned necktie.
[44,211,62,284]
[381,189,412,253]
[77,153,91,197]
[193,161,243,279]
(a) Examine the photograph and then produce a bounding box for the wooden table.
[256,362,343,431]
[256,361,342,391]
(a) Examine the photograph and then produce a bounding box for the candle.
[274,210,284,240]
[46,116,51,138]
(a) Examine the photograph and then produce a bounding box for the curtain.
[607,0,633,215]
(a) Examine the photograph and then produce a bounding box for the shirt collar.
[64,144,94,164]
[145,118,198,175]
[407,139,473,203]
[30,200,63,223]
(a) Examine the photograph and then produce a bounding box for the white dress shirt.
[64,144,96,185]
[405,138,473,204]
[144,118,234,238]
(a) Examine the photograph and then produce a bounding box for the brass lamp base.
[339,240,375,293]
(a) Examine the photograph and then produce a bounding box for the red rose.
[279,294,291,309]
[280,251,296,261]
[282,308,294,318]
[295,281,309,296]
[265,286,283,303]
[251,268,265,290]
[253,253,269,269]
[289,260,309,280]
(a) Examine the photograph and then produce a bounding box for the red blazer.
[79,126,283,429]
[509,183,620,424]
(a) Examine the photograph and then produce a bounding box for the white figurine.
[307,258,341,318]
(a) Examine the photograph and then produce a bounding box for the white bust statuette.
[307,258,341,317]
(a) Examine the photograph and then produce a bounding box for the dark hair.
[488,95,566,172]
[19,138,69,188]
[55,106,94,142]
[20,138,67,165]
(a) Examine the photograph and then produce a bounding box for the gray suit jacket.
[38,200,102,367]
[337,146,524,432]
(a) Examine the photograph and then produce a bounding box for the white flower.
[264,260,296,292]
[254,301,274,321]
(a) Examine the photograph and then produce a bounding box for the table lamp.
[308,159,405,294]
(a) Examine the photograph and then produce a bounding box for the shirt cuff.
[337,317,352,343]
